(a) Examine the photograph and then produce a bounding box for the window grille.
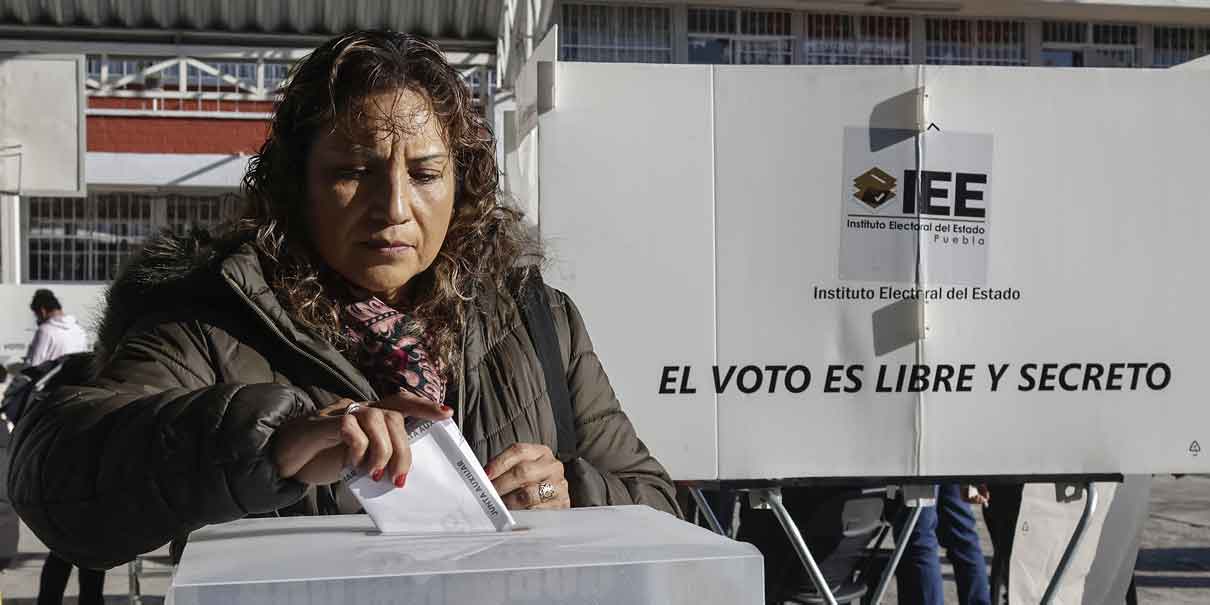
[689,7,794,65]
[24,192,239,283]
[98,56,169,91]
[1042,22,1139,67]
[264,62,294,93]
[926,18,1027,65]
[186,61,259,93]
[463,67,498,102]
[803,14,911,65]
[1154,26,1210,67]
[560,3,674,63]
[1092,24,1138,46]
[1043,21,1088,44]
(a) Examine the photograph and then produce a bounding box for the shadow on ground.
[1135,576,1210,589]
[1,599,164,605]
[1136,548,1210,572]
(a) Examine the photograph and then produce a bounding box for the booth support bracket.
[689,487,725,535]
[1041,482,1098,605]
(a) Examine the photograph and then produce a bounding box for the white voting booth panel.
[541,63,718,480]
[539,62,1210,481]
[0,54,86,197]
[169,507,762,605]
[711,67,920,480]
[920,67,1210,477]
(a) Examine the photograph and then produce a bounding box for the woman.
[8,31,678,570]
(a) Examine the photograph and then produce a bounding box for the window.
[187,61,258,93]
[87,55,295,96]
[164,194,240,236]
[24,192,239,283]
[264,62,294,93]
[689,7,794,65]
[463,67,498,101]
[926,19,1026,65]
[1154,26,1210,67]
[560,4,673,63]
[85,56,102,81]
[802,14,911,65]
[101,57,161,90]
[1042,22,1138,68]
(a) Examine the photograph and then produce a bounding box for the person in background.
[983,482,1023,603]
[24,289,89,367]
[893,483,991,605]
[20,290,100,605]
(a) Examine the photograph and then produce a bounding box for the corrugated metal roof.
[0,0,499,49]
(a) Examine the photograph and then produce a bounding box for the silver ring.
[343,402,364,416]
[537,481,557,503]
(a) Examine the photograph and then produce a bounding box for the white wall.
[0,55,85,197]
[86,152,250,189]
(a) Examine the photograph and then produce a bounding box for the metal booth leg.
[753,487,839,605]
[870,485,936,605]
[1041,482,1099,605]
[128,556,143,605]
[689,487,727,535]
[729,490,743,540]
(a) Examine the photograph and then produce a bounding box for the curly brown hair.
[237,30,537,373]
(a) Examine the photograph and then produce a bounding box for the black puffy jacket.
[8,233,678,569]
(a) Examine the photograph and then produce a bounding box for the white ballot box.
[169,506,763,605]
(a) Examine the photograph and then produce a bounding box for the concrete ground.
[0,476,1207,604]
[1134,475,1210,604]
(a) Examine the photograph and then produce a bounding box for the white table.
[169,505,763,605]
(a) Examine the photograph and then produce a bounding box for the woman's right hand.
[271,391,453,486]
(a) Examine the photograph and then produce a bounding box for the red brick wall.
[87,115,270,154]
[88,97,276,114]
[87,97,273,154]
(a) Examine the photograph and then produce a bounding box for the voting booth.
[500,41,1210,603]
[535,63,1210,482]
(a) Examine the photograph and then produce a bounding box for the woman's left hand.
[485,443,570,510]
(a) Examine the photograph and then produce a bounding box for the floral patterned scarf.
[342,298,446,405]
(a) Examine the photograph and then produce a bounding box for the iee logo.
[855,168,988,219]
[902,170,987,219]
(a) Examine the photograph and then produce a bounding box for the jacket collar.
[98,230,508,409]
[218,243,378,401]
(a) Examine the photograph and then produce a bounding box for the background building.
[1,0,1209,365]
[500,0,1210,78]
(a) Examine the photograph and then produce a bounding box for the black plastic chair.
[736,487,888,605]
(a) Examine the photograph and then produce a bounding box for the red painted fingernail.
[395,473,407,488]
[371,468,384,482]
[440,405,452,413]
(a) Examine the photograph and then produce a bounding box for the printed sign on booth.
[839,127,993,286]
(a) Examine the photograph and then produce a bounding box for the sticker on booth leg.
[838,127,993,286]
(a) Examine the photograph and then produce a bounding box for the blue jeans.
[894,484,991,605]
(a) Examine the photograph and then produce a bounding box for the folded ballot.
[340,418,517,535]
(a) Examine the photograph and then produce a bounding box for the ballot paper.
[340,418,517,535]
